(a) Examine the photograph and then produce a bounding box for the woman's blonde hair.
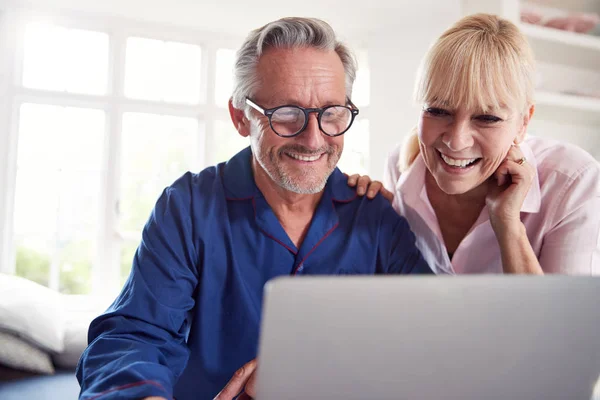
[400,13,536,172]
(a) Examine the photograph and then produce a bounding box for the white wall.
[367,7,462,179]
[529,120,600,158]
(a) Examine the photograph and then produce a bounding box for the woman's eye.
[476,115,502,123]
[425,107,449,116]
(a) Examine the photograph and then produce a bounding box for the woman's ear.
[229,98,251,137]
[515,104,535,144]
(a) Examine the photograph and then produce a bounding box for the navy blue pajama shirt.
[77,147,432,400]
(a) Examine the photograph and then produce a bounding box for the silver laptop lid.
[257,276,600,400]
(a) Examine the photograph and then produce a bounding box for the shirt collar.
[397,141,541,214]
[222,146,259,199]
[221,146,356,202]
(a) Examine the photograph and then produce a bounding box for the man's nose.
[296,113,325,149]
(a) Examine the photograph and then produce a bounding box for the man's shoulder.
[329,169,403,225]
[167,147,253,200]
[168,166,222,197]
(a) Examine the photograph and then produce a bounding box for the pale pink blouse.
[384,136,600,275]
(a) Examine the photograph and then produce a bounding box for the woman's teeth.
[287,153,321,162]
[440,153,479,168]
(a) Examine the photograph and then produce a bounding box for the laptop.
[256,276,600,400]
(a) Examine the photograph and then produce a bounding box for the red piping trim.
[226,190,358,262]
[332,193,358,203]
[252,197,298,255]
[292,221,339,275]
[88,380,169,400]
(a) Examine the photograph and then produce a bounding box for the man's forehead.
[254,47,347,107]
[257,47,344,73]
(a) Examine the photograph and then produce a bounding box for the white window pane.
[59,239,93,294]
[213,120,248,164]
[13,170,61,235]
[119,113,201,232]
[65,29,109,95]
[352,50,370,108]
[162,42,202,104]
[17,104,105,170]
[13,105,105,294]
[23,23,68,91]
[15,235,53,287]
[15,235,94,294]
[125,37,202,104]
[124,37,163,101]
[337,119,369,175]
[22,23,109,95]
[215,48,236,107]
[14,170,103,236]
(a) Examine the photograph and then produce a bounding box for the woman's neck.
[425,171,488,210]
[425,171,488,254]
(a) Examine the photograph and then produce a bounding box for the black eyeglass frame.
[245,97,360,138]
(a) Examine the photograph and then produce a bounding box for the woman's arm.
[537,194,600,275]
[536,164,600,275]
[486,145,543,274]
[496,222,543,274]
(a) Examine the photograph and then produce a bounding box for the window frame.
[0,6,371,298]
[0,7,241,297]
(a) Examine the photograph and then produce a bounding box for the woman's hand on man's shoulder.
[346,173,394,203]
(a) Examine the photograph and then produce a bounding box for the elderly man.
[76,17,432,400]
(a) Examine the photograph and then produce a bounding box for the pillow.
[0,331,55,375]
[52,315,93,369]
[0,274,65,353]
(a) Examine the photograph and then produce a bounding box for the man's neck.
[252,158,324,247]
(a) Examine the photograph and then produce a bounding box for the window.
[339,49,370,175]
[13,104,105,294]
[2,15,370,296]
[213,119,248,164]
[23,23,109,95]
[352,50,370,108]
[215,48,236,108]
[337,119,370,175]
[124,37,202,104]
[6,18,215,296]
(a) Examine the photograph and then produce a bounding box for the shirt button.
[297,264,304,273]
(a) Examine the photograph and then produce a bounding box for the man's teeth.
[287,153,321,162]
[440,153,478,168]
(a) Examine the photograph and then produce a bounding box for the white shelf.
[520,23,600,70]
[535,90,600,124]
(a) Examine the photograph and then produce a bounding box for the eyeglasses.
[245,98,359,138]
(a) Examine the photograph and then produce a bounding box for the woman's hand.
[486,144,543,275]
[347,174,394,203]
[486,144,536,236]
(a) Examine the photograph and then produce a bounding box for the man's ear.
[229,98,251,137]
[515,104,534,145]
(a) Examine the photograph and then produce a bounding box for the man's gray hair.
[231,17,357,110]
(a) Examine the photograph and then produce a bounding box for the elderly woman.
[351,13,600,275]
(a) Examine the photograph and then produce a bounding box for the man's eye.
[425,108,449,116]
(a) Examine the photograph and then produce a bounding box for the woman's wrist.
[492,218,525,242]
